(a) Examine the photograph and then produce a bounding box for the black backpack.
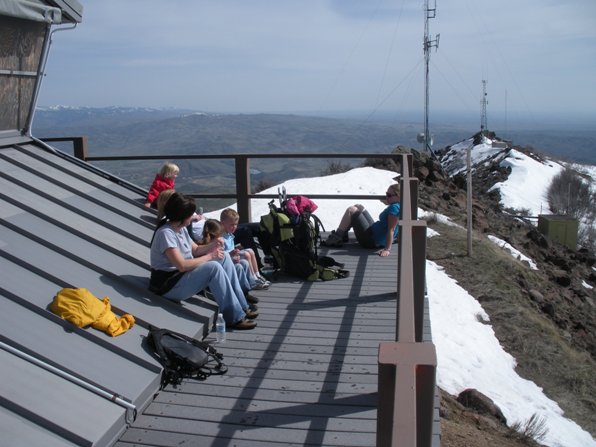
[147,327,227,388]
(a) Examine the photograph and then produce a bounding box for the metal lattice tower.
[480,79,488,133]
[423,0,439,155]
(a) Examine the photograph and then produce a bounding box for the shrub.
[253,179,273,193]
[320,161,352,176]
[547,168,596,250]
[507,413,548,444]
[547,168,595,220]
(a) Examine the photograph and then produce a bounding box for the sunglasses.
[385,192,397,197]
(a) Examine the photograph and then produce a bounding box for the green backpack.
[259,202,349,281]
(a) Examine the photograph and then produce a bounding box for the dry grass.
[508,413,548,444]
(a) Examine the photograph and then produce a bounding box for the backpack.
[147,327,227,388]
[258,197,349,281]
[258,200,294,265]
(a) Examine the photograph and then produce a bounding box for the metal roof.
[0,138,217,447]
[0,0,82,24]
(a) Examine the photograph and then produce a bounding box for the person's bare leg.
[337,204,365,234]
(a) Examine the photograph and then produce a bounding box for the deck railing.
[43,137,439,446]
[41,136,406,223]
[378,153,438,446]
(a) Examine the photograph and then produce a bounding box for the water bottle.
[216,313,226,343]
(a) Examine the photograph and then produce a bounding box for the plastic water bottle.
[216,313,226,343]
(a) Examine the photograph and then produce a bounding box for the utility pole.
[467,144,473,257]
[480,79,488,134]
[423,0,439,156]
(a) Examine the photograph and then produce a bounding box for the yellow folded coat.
[50,287,135,337]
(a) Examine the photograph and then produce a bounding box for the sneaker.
[252,278,270,290]
[245,293,259,304]
[245,308,259,319]
[255,276,271,288]
[323,232,343,247]
[257,275,271,286]
[229,318,257,330]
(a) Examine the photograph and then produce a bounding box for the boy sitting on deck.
[220,208,270,289]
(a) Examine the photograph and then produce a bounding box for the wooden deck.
[116,243,409,447]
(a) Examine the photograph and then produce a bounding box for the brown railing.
[378,153,437,446]
[42,136,406,223]
[43,137,438,446]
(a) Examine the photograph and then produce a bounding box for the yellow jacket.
[50,288,135,337]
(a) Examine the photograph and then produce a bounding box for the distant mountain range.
[33,106,595,195]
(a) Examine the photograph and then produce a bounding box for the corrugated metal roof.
[0,139,217,447]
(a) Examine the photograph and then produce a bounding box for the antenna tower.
[423,0,439,155]
[480,79,488,133]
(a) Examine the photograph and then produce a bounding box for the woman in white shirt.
[150,192,257,330]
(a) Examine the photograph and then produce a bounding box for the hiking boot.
[245,293,259,304]
[229,318,257,330]
[245,308,259,319]
[323,232,343,247]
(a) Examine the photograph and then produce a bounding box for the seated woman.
[323,183,400,257]
[150,192,257,330]
[156,189,206,242]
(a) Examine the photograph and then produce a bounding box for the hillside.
[33,107,596,196]
[34,108,433,194]
[408,140,595,444]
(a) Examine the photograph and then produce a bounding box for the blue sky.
[38,0,596,124]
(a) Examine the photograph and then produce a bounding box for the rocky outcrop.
[457,389,507,425]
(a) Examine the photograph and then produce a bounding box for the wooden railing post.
[73,136,88,161]
[378,343,437,446]
[235,155,251,223]
[413,224,427,343]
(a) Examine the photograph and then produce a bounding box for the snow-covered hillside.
[441,135,572,216]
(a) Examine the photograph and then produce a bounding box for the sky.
[39,0,596,126]
[203,145,596,446]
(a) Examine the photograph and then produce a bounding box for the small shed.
[537,214,578,250]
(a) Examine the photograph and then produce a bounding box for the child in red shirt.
[144,163,179,208]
